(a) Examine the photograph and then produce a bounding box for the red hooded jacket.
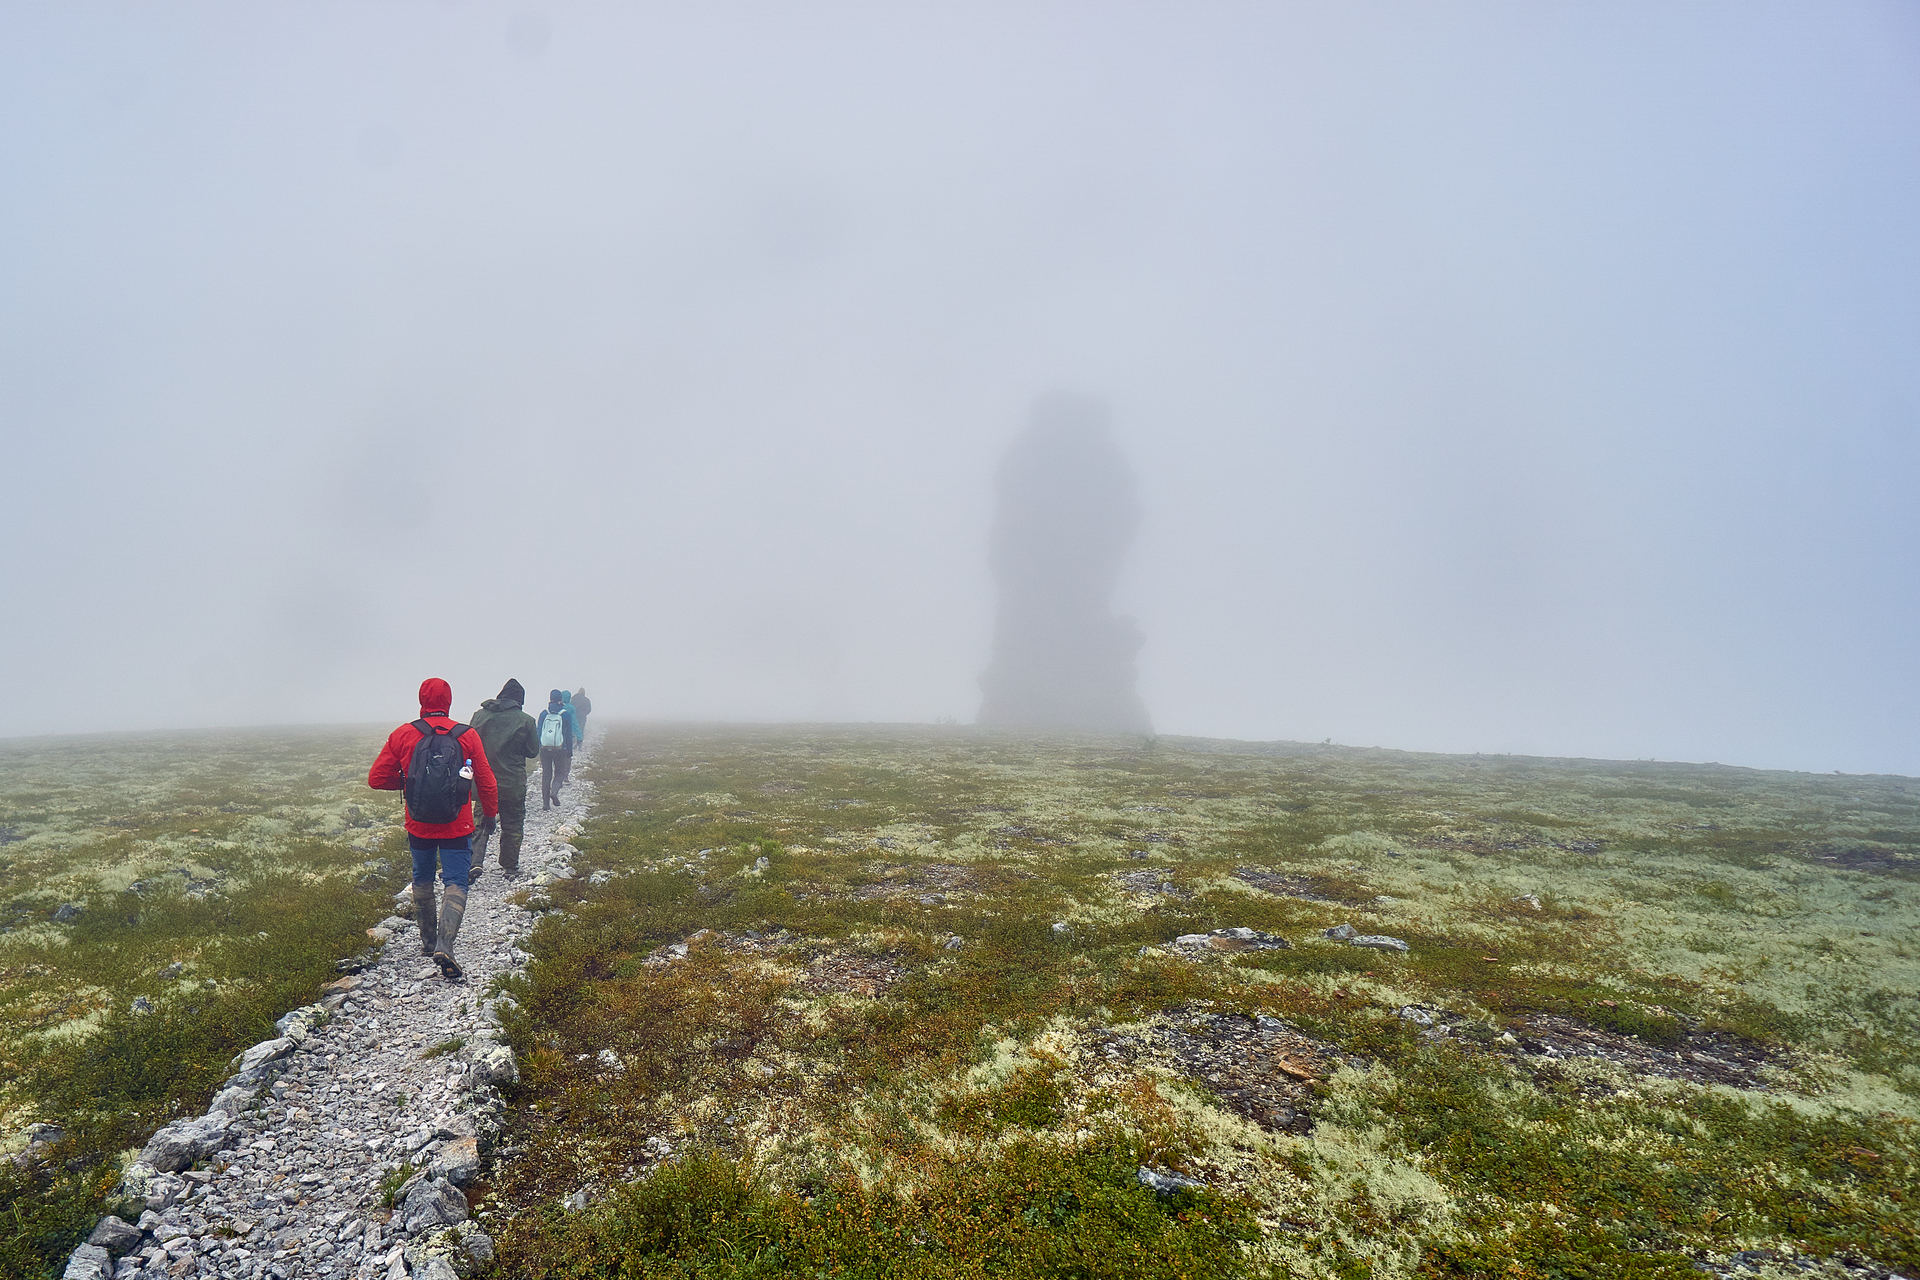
[368,678,500,839]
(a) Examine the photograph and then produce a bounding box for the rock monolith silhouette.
[977,394,1151,734]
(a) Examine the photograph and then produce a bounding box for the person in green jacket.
[469,678,540,879]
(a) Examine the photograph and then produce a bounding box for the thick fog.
[3,4,1917,774]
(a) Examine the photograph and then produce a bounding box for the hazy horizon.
[4,4,1917,776]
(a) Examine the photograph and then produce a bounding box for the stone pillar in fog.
[977,393,1152,734]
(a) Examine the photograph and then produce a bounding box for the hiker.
[367,677,498,979]
[536,688,577,810]
[469,678,540,880]
[560,689,583,756]
[572,687,592,742]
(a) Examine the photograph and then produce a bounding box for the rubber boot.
[471,825,491,883]
[500,831,522,879]
[411,880,438,956]
[433,884,468,980]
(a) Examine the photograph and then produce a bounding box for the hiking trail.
[65,764,595,1280]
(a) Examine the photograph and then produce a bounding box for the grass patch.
[494,1140,1254,1279]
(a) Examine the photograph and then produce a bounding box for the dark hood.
[498,678,526,705]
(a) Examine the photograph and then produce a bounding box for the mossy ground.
[0,728,409,1279]
[487,726,1918,1279]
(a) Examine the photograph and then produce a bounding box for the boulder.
[228,1037,295,1076]
[461,1041,518,1088]
[208,1084,259,1117]
[414,1255,462,1280]
[1322,924,1356,940]
[1349,934,1410,953]
[430,1137,481,1186]
[60,1244,109,1280]
[86,1216,142,1255]
[400,1177,469,1233]
[138,1114,231,1173]
[53,903,85,924]
[455,1224,495,1265]
[275,1006,325,1042]
[143,1173,186,1211]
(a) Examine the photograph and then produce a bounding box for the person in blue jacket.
[535,689,578,809]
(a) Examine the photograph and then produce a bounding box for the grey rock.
[1050,921,1071,936]
[415,1258,460,1280]
[455,1224,494,1265]
[140,1114,231,1173]
[54,903,85,924]
[61,1243,110,1279]
[1170,928,1290,952]
[461,1041,517,1088]
[1349,934,1410,953]
[429,1137,480,1186]
[129,996,154,1015]
[1396,1006,1436,1027]
[1322,923,1357,940]
[227,1038,295,1076]
[1512,893,1543,910]
[208,1085,258,1117]
[87,1216,143,1255]
[564,1188,589,1212]
[1136,1166,1207,1195]
[400,1178,468,1233]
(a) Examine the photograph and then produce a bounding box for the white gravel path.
[67,762,595,1280]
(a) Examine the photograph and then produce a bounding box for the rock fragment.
[1136,1166,1208,1195]
[85,1215,142,1255]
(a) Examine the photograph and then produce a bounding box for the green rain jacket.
[471,697,540,791]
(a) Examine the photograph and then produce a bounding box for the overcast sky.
[3,3,1917,775]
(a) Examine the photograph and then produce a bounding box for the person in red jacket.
[367,677,499,979]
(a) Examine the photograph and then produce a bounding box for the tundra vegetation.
[3,726,1916,1280]
[0,729,407,1278]
[485,727,1917,1279]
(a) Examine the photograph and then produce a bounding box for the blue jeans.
[410,836,472,890]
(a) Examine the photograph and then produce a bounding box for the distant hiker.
[572,687,592,741]
[536,688,578,810]
[367,677,499,980]
[469,678,540,880]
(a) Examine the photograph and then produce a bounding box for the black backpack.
[404,720,473,824]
